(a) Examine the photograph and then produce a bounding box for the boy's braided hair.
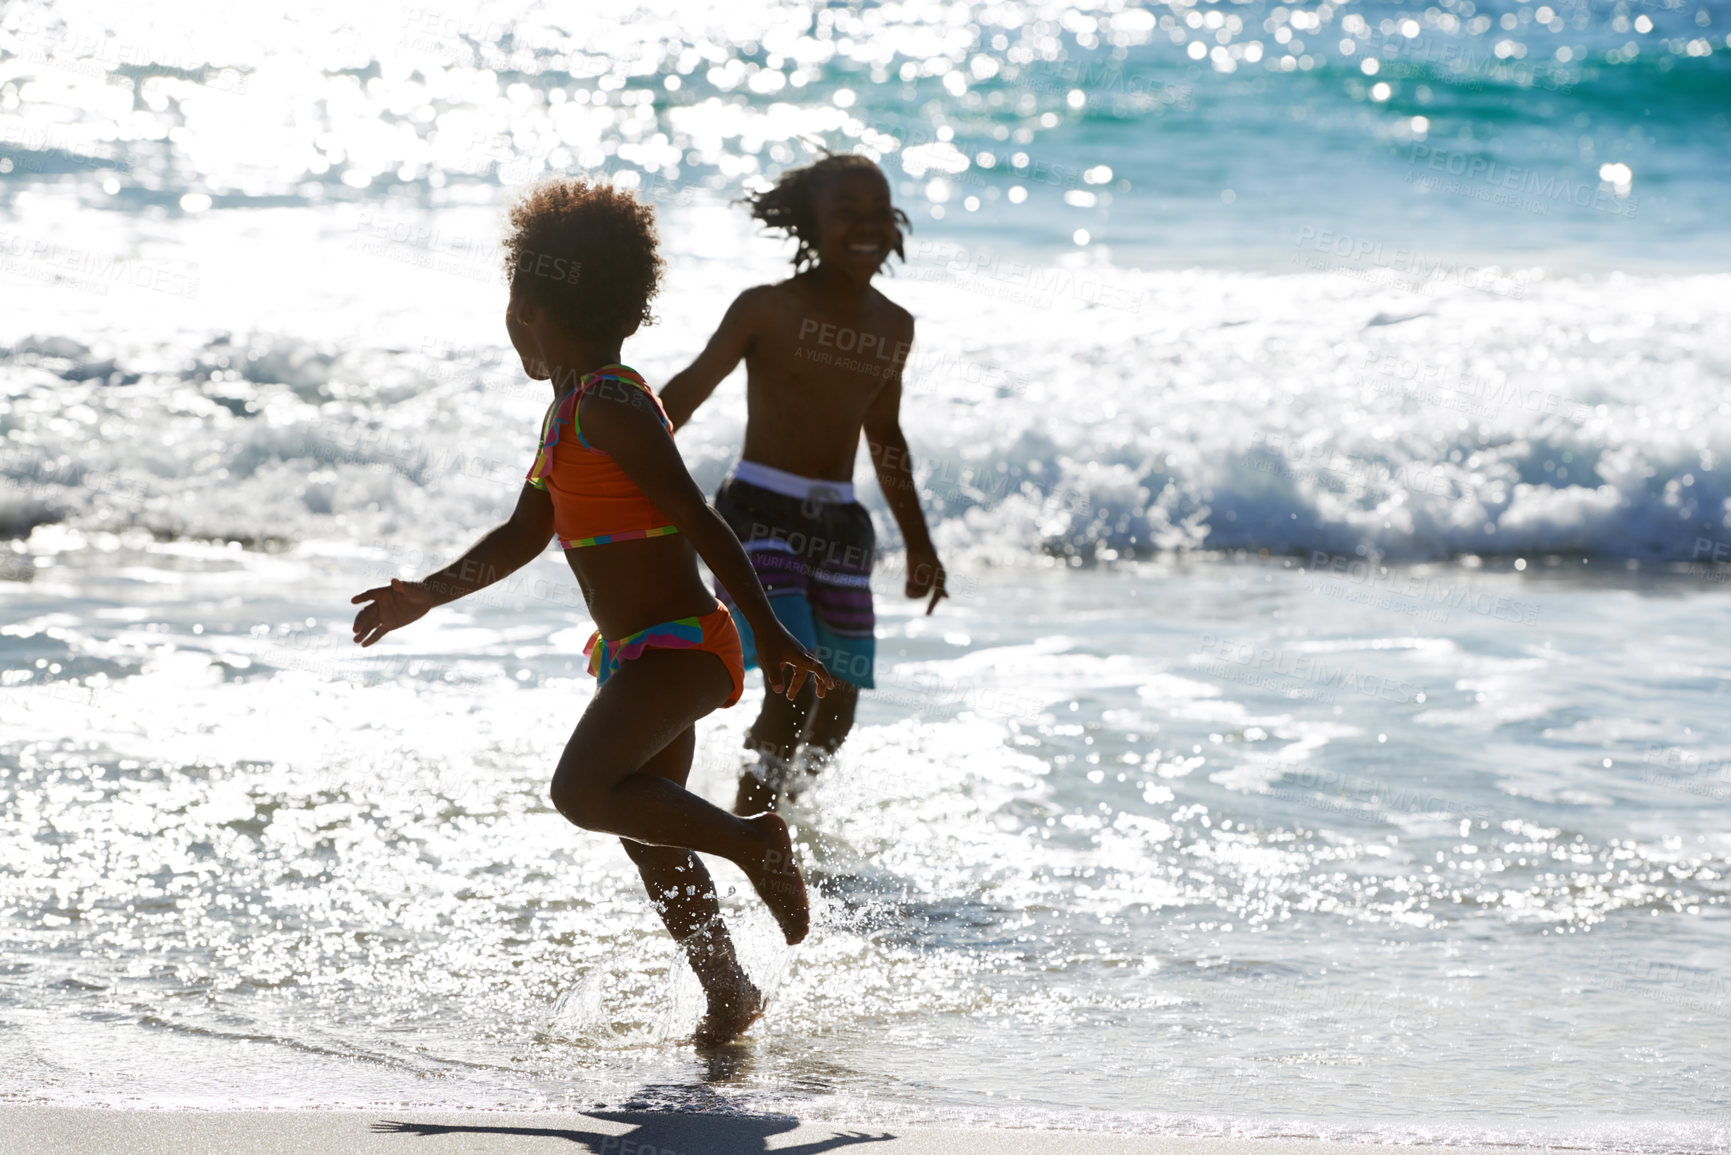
[504,177,663,341]
[743,153,909,272]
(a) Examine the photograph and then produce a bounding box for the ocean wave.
[4,261,1726,565]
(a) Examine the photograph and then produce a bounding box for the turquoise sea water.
[2,0,1729,1147]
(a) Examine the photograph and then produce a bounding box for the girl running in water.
[350,178,831,1045]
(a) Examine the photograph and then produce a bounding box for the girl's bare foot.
[692,979,765,1047]
[738,812,809,944]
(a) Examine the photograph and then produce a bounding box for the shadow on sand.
[374,1112,894,1154]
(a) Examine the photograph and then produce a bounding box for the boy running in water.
[661,154,945,815]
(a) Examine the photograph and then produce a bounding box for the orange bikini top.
[525,364,678,549]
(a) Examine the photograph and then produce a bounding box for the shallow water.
[3,0,1730,1147]
[3,555,1729,1149]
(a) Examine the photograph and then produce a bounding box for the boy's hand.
[906,546,947,615]
[350,578,433,647]
[757,626,834,701]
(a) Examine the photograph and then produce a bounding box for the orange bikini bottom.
[583,601,745,708]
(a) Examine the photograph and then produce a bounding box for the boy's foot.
[738,812,809,944]
[692,979,765,1048]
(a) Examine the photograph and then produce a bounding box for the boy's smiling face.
[810,168,901,280]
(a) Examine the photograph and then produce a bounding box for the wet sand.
[0,1106,1551,1155]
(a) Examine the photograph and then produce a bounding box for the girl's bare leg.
[550,648,809,944]
[617,726,763,1044]
[622,841,764,1045]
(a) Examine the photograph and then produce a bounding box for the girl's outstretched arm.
[350,481,554,647]
[579,381,833,700]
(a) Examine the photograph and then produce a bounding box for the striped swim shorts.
[712,469,876,690]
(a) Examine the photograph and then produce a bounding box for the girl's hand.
[756,626,834,701]
[350,578,433,647]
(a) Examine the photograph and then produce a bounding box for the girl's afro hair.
[503,177,663,340]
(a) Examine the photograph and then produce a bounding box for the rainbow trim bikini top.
[525,364,679,549]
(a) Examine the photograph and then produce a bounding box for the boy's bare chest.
[745,351,883,427]
[755,307,908,392]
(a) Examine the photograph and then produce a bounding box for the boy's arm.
[351,481,554,647]
[658,289,761,430]
[863,368,947,614]
[580,383,833,698]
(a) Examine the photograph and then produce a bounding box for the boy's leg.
[550,648,808,944]
[779,605,872,801]
[711,478,825,815]
[729,591,820,815]
[776,495,875,800]
[799,679,859,771]
[618,724,763,1044]
[738,676,858,813]
[734,682,815,814]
